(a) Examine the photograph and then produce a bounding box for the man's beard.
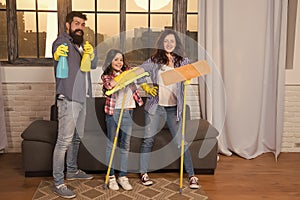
[70,29,84,45]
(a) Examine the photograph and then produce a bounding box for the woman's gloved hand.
[141,83,158,97]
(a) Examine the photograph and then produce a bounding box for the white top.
[158,65,177,106]
[115,87,136,109]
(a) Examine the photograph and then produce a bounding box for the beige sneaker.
[117,176,133,191]
[108,175,119,191]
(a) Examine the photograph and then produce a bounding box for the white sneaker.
[108,175,119,191]
[117,176,133,191]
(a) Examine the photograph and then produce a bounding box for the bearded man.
[51,11,97,199]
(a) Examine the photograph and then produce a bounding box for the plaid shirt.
[101,73,143,115]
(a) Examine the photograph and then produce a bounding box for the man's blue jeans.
[140,105,195,177]
[105,109,132,177]
[53,98,86,186]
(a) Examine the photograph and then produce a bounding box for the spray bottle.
[80,41,91,72]
[56,43,68,78]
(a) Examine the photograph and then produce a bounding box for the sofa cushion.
[21,120,58,144]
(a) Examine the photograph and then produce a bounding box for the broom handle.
[104,91,127,187]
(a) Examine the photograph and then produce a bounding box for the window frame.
[3,0,190,66]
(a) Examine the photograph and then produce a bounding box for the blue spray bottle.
[56,43,68,78]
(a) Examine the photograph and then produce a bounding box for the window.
[125,0,173,64]
[16,0,58,59]
[2,0,198,65]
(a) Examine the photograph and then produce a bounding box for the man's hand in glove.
[54,44,68,61]
[83,41,94,60]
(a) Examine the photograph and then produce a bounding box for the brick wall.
[1,83,300,153]
[282,85,300,152]
[2,83,55,152]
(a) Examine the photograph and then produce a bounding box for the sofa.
[21,97,219,177]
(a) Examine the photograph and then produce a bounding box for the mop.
[160,60,211,194]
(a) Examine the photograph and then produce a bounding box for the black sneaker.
[53,184,76,199]
[189,176,200,189]
[141,173,153,186]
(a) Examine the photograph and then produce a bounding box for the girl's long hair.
[102,49,127,76]
[151,29,186,67]
[102,49,128,94]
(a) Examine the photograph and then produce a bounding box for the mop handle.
[179,80,189,193]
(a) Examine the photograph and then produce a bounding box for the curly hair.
[65,11,87,24]
[151,29,186,67]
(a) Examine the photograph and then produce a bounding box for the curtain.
[0,67,7,151]
[198,0,287,159]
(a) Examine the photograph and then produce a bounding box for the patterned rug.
[32,176,209,200]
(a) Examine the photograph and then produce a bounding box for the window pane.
[39,12,58,58]
[72,0,95,11]
[150,0,172,12]
[126,14,148,30]
[187,14,198,62]
[38,0,57,10]
[98,0,120,11]
[127,0,172,12]
[126,0,147,12]
[126,14,147,64]
[150,14,172,29]
[84,13,96,46]
[16,0,35,9]
[187,0,198,12]
[0,4,7,61]
[186,30,198,62]
[98,14,119,37]
[187,14,197,32]
[17,12,37,58]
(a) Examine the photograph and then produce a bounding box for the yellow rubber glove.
[83,41,94,61]
[54,44,68,61]
[184,79,191,85]
[141,83,158,97]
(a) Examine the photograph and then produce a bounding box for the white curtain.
[198,0,287,159]
[0,67,7,151]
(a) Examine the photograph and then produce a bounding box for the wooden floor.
[0,152,300,200]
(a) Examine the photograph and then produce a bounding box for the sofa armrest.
[185,119,219,142]
[50,104,58,121]
[21,120,58,144]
